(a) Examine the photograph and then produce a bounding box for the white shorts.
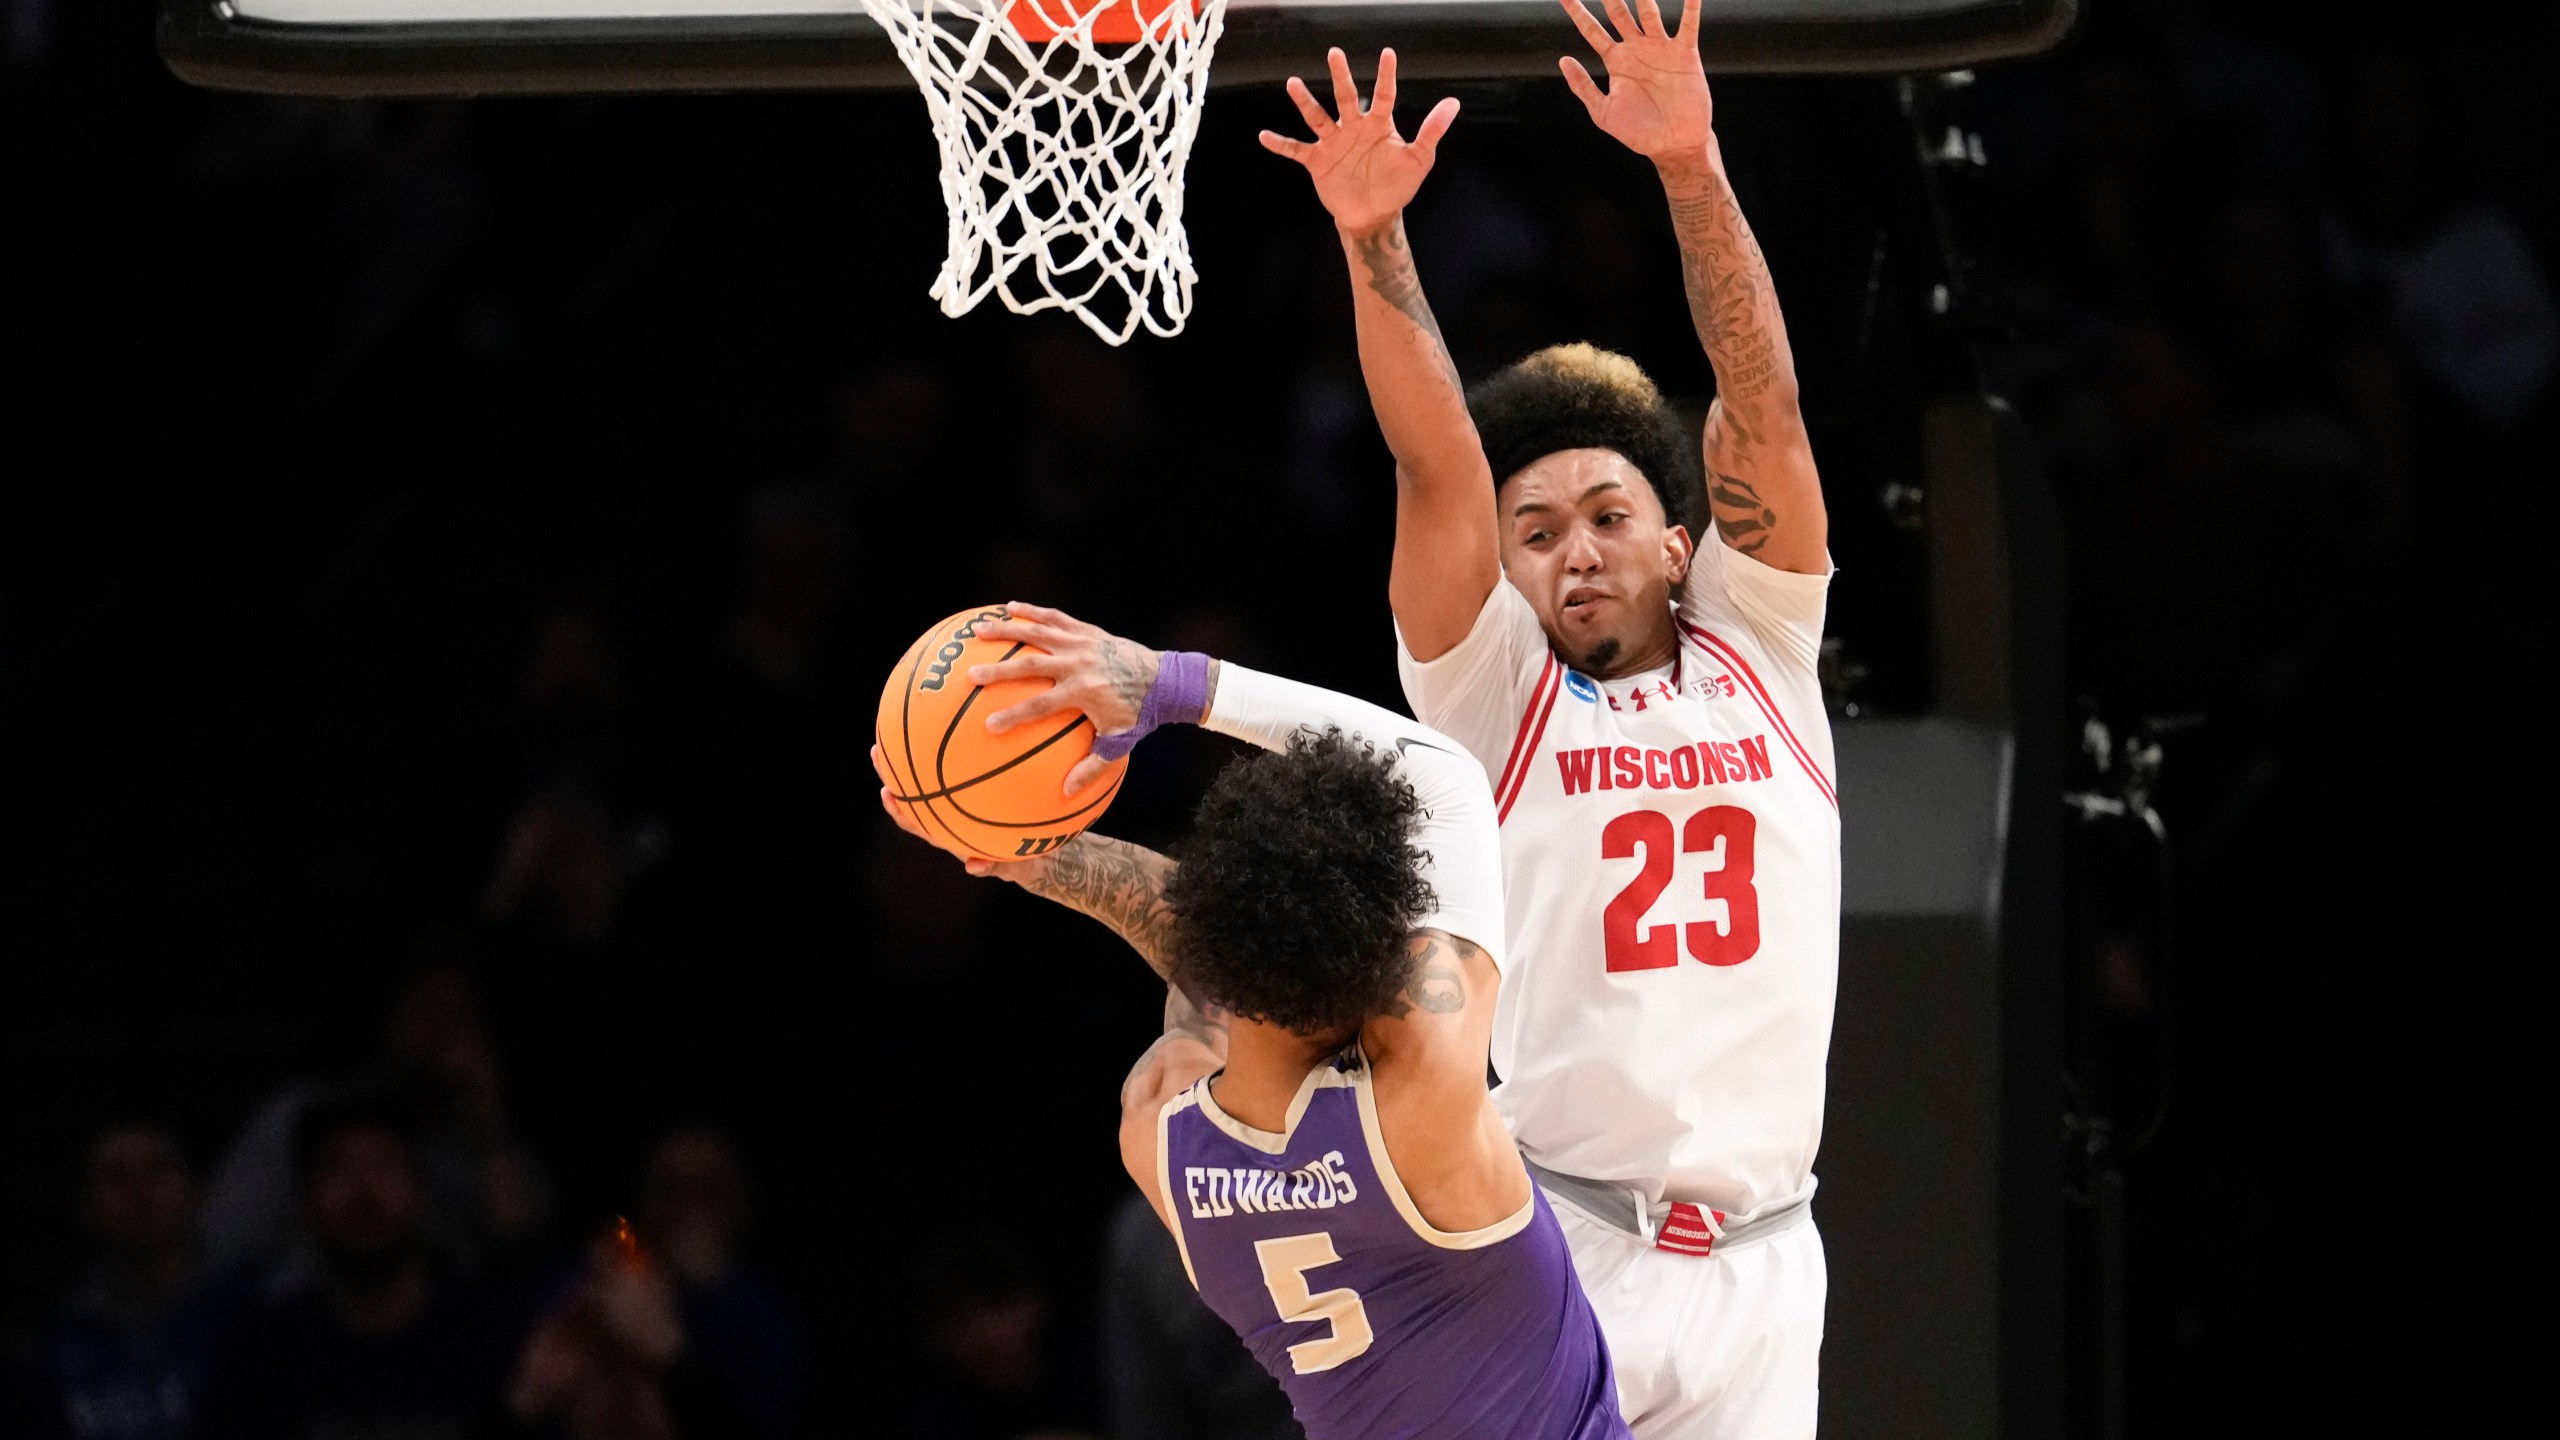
[1552,1200,1828,1440]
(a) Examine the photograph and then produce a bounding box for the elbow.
[1707,387,1812,454]
[1391,458,1496,497]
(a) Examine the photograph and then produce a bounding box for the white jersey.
[1396,539,1839,1223]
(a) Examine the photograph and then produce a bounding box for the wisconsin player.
[871,603,1629,1440]
[1260,3,1836,1435]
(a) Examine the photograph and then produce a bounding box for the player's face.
[1498,448,1691,679]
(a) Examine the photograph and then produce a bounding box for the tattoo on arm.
[1351,223,1464,395]
[1384,931,1475,1019]
[1664,167,1789,407]
[1017,835,1181,980]
[1708,468,1779,556]
[1096,638,1155,718]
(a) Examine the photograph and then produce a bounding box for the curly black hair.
[1164,728,1436,1038]
[1467,343,1700,534]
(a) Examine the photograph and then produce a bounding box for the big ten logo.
[1014,834,1074,857]
[1186,1151,1360,1219]
[920,606,1010,692]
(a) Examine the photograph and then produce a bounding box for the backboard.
[162,0,2078,98]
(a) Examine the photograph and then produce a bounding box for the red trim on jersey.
[1678,619,1837,810]
[1492,656,1558,809]
[1497,661,1564,825]
[1654,1202,1727,1257]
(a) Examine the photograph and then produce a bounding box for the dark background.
[4,0,2552,1435]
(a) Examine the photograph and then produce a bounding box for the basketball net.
[860,0,1229,345]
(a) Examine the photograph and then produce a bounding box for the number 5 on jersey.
[1254,1232,1373,1374]
[1601,805,1760,971]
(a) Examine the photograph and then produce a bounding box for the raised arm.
[1262,49,1502,660]
[1559,0,1828,574]
[1015,834,1183,971]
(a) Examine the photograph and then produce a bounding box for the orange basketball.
[876,604,1129,863]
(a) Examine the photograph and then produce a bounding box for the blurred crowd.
[3,975,806,1440]
[4,2,2551,1436]
[6,961,1308,1440]
[1984,3,2554,729]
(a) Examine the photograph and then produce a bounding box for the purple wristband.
[1091,650,1212,763]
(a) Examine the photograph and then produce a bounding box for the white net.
[860,0,1230,345]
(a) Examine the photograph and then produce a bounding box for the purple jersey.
[1158,1047,1629,1440]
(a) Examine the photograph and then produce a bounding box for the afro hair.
[1164,728,1436,1038]
[1467,343,1700,534]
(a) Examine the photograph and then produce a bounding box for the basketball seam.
[939,762,1127,831]
[933,638,1029,796]
[913,711,1104,813]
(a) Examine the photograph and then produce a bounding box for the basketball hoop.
[860,0,1229,345]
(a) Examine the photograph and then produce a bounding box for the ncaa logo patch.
[1563,670,1601,703]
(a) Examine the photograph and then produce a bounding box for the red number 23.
[1600,806,1761,971]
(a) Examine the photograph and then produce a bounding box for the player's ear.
[1662,523,1694,586]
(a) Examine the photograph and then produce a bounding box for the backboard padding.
[163,0,2078,98]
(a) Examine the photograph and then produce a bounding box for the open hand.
[1259,48,1461,235]
[1558,0,1713,160]
[966,602,1156,796]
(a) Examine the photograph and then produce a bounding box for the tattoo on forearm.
[1385,931,1475,1019]
[1708,469,1779,556]
[1020,836,1180,979]
[1097,639,1154,719]
[1664,168,1789,406]
[1351,224,1465,394]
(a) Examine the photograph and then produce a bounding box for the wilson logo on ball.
[919,607,1009,692]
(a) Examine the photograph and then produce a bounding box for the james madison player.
[1260,3,1837,1435]
[873,605,1629,1440]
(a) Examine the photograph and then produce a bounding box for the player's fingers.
[965,654,1061,691]
[1284,75,1336,133]
[999,601,1097,639]
[877,787,929,841]
[1413,96,1461,162]
[971,617,1071,652]
[1673,0,1699,41]
[1635,0,1667,39]
[1258,129,1314,161]
[869,742,898,789]
[1559,56,1608,117]
[1372,48,1399,122]
[1557,0,1612,52]
[1061,754,1113,798]
[1599,0,1641,45]
[1327,47,1362,119]
[982,687,1069,735]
